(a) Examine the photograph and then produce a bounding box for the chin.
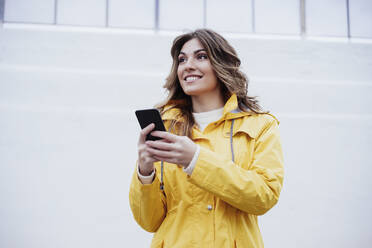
[182,88,203,96]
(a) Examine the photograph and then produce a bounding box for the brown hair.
[156,28,265,137]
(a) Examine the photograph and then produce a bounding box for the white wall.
[206,0,253,33]
[306,0,348,37]
[56,0,107,27]
[4,0,55,24]
[1,1,372,247]
[4,0,372,38]
[1,24,372,248]
[349,0,372,38]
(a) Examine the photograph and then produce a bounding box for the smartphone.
[135,108,166,141]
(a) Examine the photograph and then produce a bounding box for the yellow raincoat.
[129,94,284,247]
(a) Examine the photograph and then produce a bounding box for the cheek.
[201,62,215,76]
[177,68,186,89]
[203,65,218,84]
[177,67,183,80]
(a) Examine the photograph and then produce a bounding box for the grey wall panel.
[349,0,372,38]
[206,0,253,33]
[255,0,301,35]
[57,0,106,27]
[4,0,55,24]
[306,0,348,37]
[0,0,4,22]
[159,0,203,30]
[109,0,155,29]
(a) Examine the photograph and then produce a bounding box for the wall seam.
[54,0,58,24]
[300,0,306,36]
[251,0,255,33]
[0,0,5,23]
[346,0,351,38]
[106,0,109,27]
[155,0,159,30]
[203,0,207,28]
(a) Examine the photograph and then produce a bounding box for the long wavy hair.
[156,28,265,138]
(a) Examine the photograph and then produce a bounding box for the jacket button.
[207,205,213,211]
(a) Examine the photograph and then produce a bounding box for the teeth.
[186,76,199,82]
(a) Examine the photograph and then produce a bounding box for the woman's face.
[177,38,220,98]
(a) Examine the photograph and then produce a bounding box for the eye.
[178,56,186,63]
[197,53,208,60]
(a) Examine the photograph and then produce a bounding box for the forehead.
[180,38,205,54]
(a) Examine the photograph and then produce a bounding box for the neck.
[191,92,224,113]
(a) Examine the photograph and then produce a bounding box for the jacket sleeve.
[129,164,167,232]
[188,118,284,215]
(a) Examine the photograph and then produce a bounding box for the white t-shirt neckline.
[193,107,224,132]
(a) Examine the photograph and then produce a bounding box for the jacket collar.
[162,94,251,121]
[221,94,253,121]
[161,94,270,139]
[222,94,279,139]
[223,93,239,115]
[162,106,182,121]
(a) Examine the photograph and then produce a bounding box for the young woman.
[129,29,284,248]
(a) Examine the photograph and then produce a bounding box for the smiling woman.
[129,29,284,248]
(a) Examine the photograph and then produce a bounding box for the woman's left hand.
[145,131,197,168]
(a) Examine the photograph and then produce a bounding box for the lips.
[184,75,203,82]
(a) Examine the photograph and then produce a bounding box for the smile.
[184,75,202,82]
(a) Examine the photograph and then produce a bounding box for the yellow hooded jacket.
[129,94,284,248]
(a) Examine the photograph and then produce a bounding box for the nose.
[184,57,196,71]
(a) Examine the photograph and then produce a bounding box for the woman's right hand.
[137,123,157,176]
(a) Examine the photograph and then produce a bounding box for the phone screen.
[135,109,166,141]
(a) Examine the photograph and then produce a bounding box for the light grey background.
[1,1,372,247]
[306,0,348,37]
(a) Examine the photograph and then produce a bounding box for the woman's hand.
[145,131,197,168]
[137,123,157,176]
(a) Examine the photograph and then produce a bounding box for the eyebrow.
[179,49,206,56]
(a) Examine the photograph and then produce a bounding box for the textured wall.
[1,1,372,247]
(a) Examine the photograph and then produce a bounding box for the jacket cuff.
[137,164,155,184]
[183,145,200,175]
[131,165,161,195]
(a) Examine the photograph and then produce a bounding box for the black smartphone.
[135,108,166,141]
